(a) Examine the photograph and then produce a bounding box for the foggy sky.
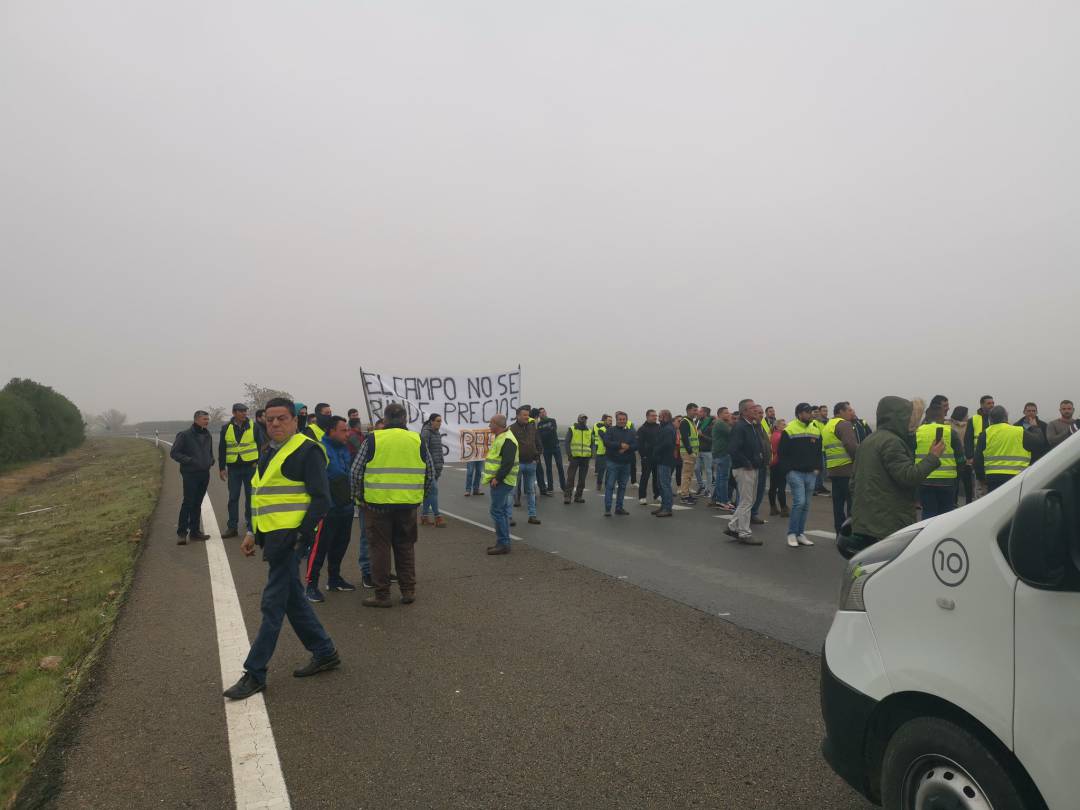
[2,1,1077,427]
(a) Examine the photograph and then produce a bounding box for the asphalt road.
[39,446,872,809]
[440,464,849,652]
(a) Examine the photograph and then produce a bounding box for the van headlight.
[839,528,921,611]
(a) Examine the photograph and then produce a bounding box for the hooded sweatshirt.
[851,396,941,541]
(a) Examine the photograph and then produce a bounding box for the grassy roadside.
[0,438,161,808]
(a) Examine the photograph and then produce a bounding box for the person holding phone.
[914,402,963,519]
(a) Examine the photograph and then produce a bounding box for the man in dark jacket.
[1013,402,1050,464]
[170,410,214,545]
[636,409,661,504]
[848,396,943,553]
[536,407,565,496]
[510,406,543,524]
[218,403,257,539]
[304,416,357,602]
[777,403,822,548]
[223,398,338,701]
[651,410,677,517]
[602,411,637,516]
[725,399,764,543]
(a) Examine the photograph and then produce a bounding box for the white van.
[821,432,1078,810]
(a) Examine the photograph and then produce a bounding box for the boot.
[781,507,790,517]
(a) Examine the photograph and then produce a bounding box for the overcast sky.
[2,1,1076,426]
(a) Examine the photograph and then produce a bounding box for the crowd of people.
[165,394,1078,699]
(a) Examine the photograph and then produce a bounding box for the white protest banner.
[360,368,522,463]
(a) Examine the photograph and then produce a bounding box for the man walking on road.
[778,403,821,548]
[349,402,431,606]
[510,406,543,525]
[652,409,676,517]
[537,407,566,496]
[636,409,661,505]
[725,399,762,543]
[305,416,356,601]
[678,403,700,504]
[223,398,338,700]
[218,403,257,539]
[170,410,214,545]
[602,411,637,516]
[484,414,520,554]
[564,414,593,504]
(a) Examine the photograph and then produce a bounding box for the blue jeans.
[656,464,674,512]
[356,512,370,577]
[422,475,440,516]
[465,461,484,493]
[226,464,255,530]
[518,462,538,517]
[694,451,714,492]
[711,454,731,503]
[604,462,631,512]
[786,470,817,536]
[489,482,514,547]
[751,465,767,517]
[243,543,335,684]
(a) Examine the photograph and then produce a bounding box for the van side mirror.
[1008,489,1069,588]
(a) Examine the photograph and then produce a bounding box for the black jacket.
[254,437,330,554]
[728,418,764,470]
[218,418,256,471]
[653,422,677,467]
[776,421,821,473]
[603,425,638,464]
[171,425,214,473]
[1013,418,1049,464]
[537,417,560,451]
[637,421,660,461]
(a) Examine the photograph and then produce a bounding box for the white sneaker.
[787,533,799,548]
[639,498,648,505]
[797,534,815,546]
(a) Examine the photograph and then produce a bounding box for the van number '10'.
[932,538,969,587]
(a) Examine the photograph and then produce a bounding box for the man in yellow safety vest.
[484,414,520,555]
[218,403,258,539]
[975,405,1046,493]
[223,397,338,701]
[821,401,860,533]
[915,402,965,518]
[564,414,593,504]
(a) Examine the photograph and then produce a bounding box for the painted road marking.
[806,530,835,539]
[440,509,523,542]
[201,497,292,810]
[142,437,291,809]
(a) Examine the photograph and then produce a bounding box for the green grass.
[0,438,161,808]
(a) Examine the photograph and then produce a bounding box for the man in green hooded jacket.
[851,396,944,544]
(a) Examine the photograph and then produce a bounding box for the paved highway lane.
[440,467,849,652]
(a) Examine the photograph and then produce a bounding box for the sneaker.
[189,532,210,541]
[780,507,790,517]
[653,511,672,518]
[751,516,766,525]
[797,534,815,547]
[389,572,398,583]
[614,508,630,516]
[327,578,356,592]
[434,516,447,528]
[293,650,340,677]
[400,593,416,604]
[420,515,431,526]
[639,498,648,505]
[528,516,541,525]
[787,533,799,548]
[564,495,572,505]
[305,584,325,603]
[723,528,740,539]
[738,534,762,545]
[362,596,393,608]
[361,573,374,589]
[769,507,780,517]
[222,527,239,539]
[815,487,831,495]
[540,490,553,497]
[464,491,471,497]
[574,497,586,504]
[604,511,612,517]
[509,520,516,527]
[679,497,696,506]
[486,544,510,555]
[223,672,265,700]
[177,532,188,546]
[472,490,483,496]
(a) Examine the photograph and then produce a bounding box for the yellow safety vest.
[685,419,700,454]
[915,423,956,480]
[364,428,426,505]
[224,422,258,464]
[593,423,608,456]
[784,418,822,443]
[983,424,1030,477]
[821,418,850,469]
[569,426,593,458]
[483,430,519,487]
[303,423,329,462]
[759,419,771,444]
[251,433,312,534]
[971,414,986,447]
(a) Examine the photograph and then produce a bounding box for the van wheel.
[881,717,1030,810]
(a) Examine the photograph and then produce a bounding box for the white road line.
[439,509,523,542]
[201,498,292,810]
[138,437,290,809]
[806,529,836,539]
[713,514,735,520]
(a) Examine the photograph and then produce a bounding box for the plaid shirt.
[349,430,433,512]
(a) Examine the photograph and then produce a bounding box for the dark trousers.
[830,476,853,533]
[306,509,353,586]
[243,541,335,684]
[542,446,566,492]
[595,456,607,489]
[177,470,209,535]
[364,507,418,599]
[630,454,638,486]
[768,466,788,511]
[919,484,956,519]
[957,467,974,505]
[226,464,254,531]
[985,475,1012,493]
[565,457,590,498]
[638,458,660,500]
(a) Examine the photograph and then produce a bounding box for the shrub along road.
[37,449,871,809]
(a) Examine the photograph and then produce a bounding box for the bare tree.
[94,409,128,433]
[205,405,227,427]
[242,382,294,411]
